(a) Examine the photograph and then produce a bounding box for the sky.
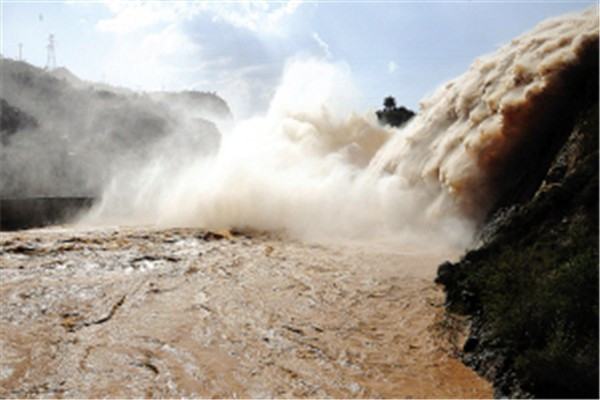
[1,0,596,118]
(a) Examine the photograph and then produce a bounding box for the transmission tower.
[46,34,56,70]
[18,43,23,61]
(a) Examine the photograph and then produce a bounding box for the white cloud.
[96,1,184,33]
[388,60,398,74]
[94,0,306,117]
[204,1,302,34]
[97,0,302,35]
[312,32,332,59]
[101,22,200,91]
[139,24,197,60]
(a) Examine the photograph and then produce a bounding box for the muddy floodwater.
[0,226,491,398]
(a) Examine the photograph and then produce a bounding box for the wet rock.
[197,231,228,241]
[462,336,478,353]
[5,244,38,254]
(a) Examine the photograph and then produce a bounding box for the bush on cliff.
[473,223,598,397]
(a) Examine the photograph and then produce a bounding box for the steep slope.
[436,38,599,399]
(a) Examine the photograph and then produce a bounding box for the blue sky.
[1,0,596,117]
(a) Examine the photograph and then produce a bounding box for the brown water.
[0,227,491,398]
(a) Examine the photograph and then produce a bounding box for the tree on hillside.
[376,96,415,128]
[383,96,396,110]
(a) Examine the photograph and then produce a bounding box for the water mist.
[82,8,598,251]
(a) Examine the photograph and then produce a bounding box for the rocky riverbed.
[0,226,491,398]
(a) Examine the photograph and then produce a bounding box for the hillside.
[0,59,231,198]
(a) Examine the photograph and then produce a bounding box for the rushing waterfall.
[84,8,598,247]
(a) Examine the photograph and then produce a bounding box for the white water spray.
[82,8,598,248]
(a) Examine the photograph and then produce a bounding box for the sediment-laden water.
[0,227,490,398]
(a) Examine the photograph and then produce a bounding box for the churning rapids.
[0,227,490,398]
[0,8,597,398]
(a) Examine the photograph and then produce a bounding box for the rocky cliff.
[436,41,599,398]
